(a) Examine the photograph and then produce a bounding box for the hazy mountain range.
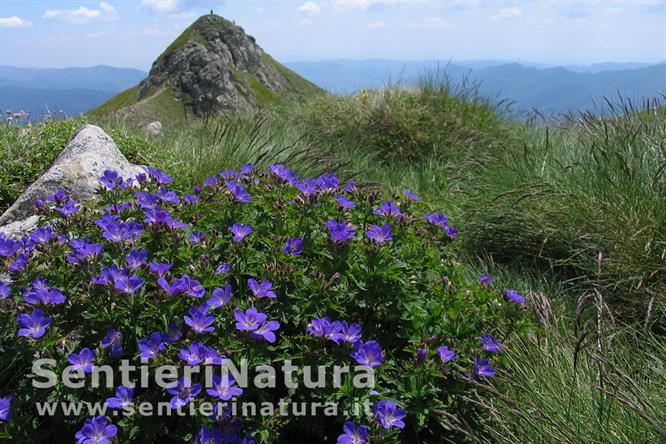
[1,60,664,120]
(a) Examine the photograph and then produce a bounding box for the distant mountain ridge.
[284,59,666,115]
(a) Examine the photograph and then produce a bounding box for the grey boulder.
[0,124,146,231]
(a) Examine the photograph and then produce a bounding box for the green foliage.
[0,165,530,443]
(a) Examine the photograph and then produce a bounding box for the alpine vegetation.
[0,164,530,442]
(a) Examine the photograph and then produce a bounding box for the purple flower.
[184,194,198,205]
[67,348,96,373]
[284,238,303,256]
[480,334,502,353]
[338,322,362,343]
[0,396,12,422]
[269,164,297,184]
[206,374,243,401]
[199,427,223,444]
[30,227,55,244]
[437,346,457,362]
[0,281,10,300]
[206,285,233,309]
[100,170,122,189]
[105,386,134,410]
[8,253,28,271]
[296,178,318,196]
[67,238,103,264]
[473,357,496,378]
[167,377,201,409]
[343,180,356,192]
[143,209,188,230]
[307,317,342,341]
[373,400,406,430]
[54,200,81,218]
[234,308,266,331]
[179,342,207,366]
[335,195,356,209]
[480,276,495,285]
[325,219,355,243]
[505,289,526,304]
[0,237,20,257]
[230,223,253,242]
[351,340,384,368]
[202,346,225,365]
[101,329,123,357]
[126,250,148,270]
[424,213,448,227]
[149,262,172,278]
[22,281,66,305]
[146,166,173,185]
[138,332,165,360]
[189,230,206,244]
[251,320,280,343]
[75,416,118,444]
[156,187,180,205]
[47,188,69,204]
[366,223,393,243]
[135,192,158,210]
[184,305,215,333]
[17,309,52,338]
[114,275,144,295]
[174,275,206,298]
[417,348,428,361]
[248,278,276,299]
[93,265,128,286]
[374,200,404,218]
[404,189,422,201]
[161,322,182,344]
[337,422,368,444]
[445,225,458,240]
[135,172,148,183]
[215,263,231,275]
[225,180,252,203]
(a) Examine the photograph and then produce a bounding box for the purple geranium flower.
[179,342,207,366]
[156,187,180,205]
[8,253,28,272]
[75,416,118,444]
[206,374,243,401]
[473,357,496,378]
[184,305,215,333]
[373,400,406,429]
[351,340,384,368]
[284,237,303,256]
[437,346,457,362]
[149,262,172,278]
[480,275,495,285]
[234,308,266,331]
[199,427,223,444]
[161,322,182,344]
[67,348,96,374]
[230,223,253,242]
[54,200,81,218]
[22,279,66,305]
[188,230,206,244]
[404,189,422,201]
[125,250,148,270]
[138,332,165,360]
[373,200,404,218]
[480,334,502,353]
[114,275,144,295]
[247,279,276,299]
[0,281,10,300]
[146,166,173,185]
[215,263,231,275]
[505,289,526,304]
[100,170,122,190]
[0,396,12,422]
[338,322,362,344]
[325,219,355,243]
[343,180,356,192]
[105,386,134,410]
[335,195,356,209]
[0,237,20,257]
[47,188,69,204]
[307,317,342,340]
[337,422,368,444]
[202,345,225,365]
[167,377,201,409]
[17,309,52,338]
[269,164,298,183]
[173,275,206,298]
[225,180,252,203]
[424,213,448,227]
[206,285,233,309]
[143,209,188,230]
[30,227,55,244]
[101,329,123,357]
[251,320,280,343]
[366,223,393,243]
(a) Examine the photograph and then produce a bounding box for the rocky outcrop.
[0,125,146,231]
[145,121,162,136]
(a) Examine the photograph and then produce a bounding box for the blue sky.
[0,1,664,70]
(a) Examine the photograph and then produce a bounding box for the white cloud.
[366,20,386,29]
[43,2,116,24]
[491,7,523,20]
[298,2,321,16]
[141,0,180,14]
[0,16,32,28]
